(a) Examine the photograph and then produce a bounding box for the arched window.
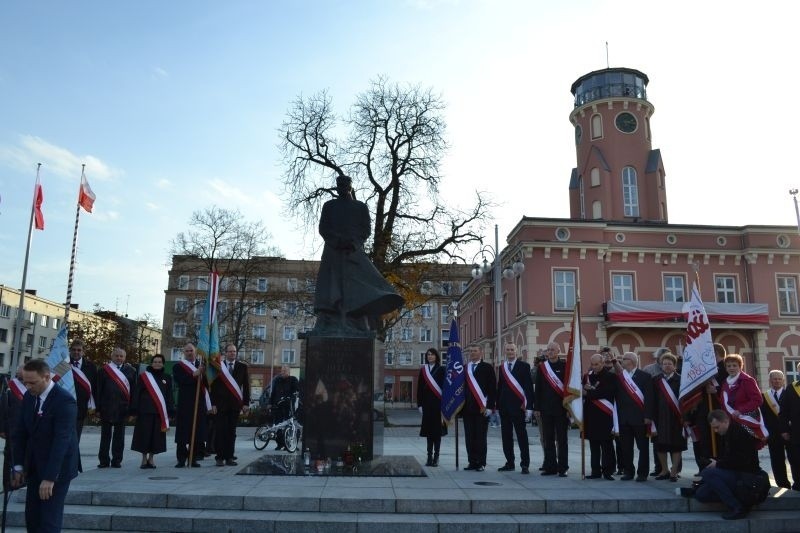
[592,200,602,219]
[578,176,585,219]
[590,167,600,187]
[591,114,603,139]
[622,166,639,217]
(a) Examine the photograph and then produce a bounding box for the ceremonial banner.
[198,272,221,385]
[441,319,465,422]
[33,176,44,230]
[48,323,76,399]
[678,283,717,412]
[562,302,583,428]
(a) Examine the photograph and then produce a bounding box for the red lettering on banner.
[685,311,709,345]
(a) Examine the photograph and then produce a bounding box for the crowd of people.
[416,341,800,520]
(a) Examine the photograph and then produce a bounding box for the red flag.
[78,173,95,213]
[33,178,44,230]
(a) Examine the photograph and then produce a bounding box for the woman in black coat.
[417,348,447,466]
[131,354,175,468]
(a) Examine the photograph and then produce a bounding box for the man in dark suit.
[534,342,570,476]
[68,339,97,443]
[497,343,534,474]
[11,359,79,532]
[269,365,300,451]
[462,343,496,472]
[613,352,654,481]
[174,343,209,468]
[583,353,617,479]
[760,370,791,489]
[210,344,250,466]
[779,363,800,491]
[95,347,137,468]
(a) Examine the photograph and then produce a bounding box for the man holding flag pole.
[562,300,584,476]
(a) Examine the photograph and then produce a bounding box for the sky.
[1,0,799,324]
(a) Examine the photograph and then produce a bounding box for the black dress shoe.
[225,460,238,466]
[777,481,792,489]
[540,471,557,476]
[232,455,238,460]
[190,462,201,468]
[97,463,110,469]
[111,463,121,468]
[498,464,515,472]
[603,474,615,481]
[649,470,660,477]
[521,467,529,474]
[476,466,485,472]
[655,473,671,480]
[175,463,185,468]
[586,474,602,479]
[620,475,634,481]
[558,472,568,477]
[722,509,748,520]
[635,476,647,482]
[464,464,477,470]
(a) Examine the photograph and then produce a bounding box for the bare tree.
[280,77,491,325]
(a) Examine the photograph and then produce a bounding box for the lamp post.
[791,189,800,234]
[269,308,280,389]
[470,224,525,368]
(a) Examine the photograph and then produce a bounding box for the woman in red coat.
[719,353,767,443]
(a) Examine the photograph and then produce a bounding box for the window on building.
[401,328,413,342]
[283,326,296,341]
[0,353,5,367]
[253,325,266,340]
[385,329,394,342]
[398,351,413,366]
[592,200,602,219]
[28,312,35,323]
[611,273,634,301]
[282,349,296,364]
[251,350,265,365]
[193,299,205,320]
[591,114,603,139]
[516,276,523,316]
[287,278,298,292]
[219,277,229,292]
[25,334,33,347]
[419,328,432,343]
[441,305,450,324]
[441,282,452,296]
[219,323,227,337]
[715,276,737,304]
[553,270,576,311]
[590,167,600,187]
[217,300,228,316]
[285,302,298,317]
[253,303,267,316]
[173,321,187,338]
[178,275,189,290]
[51,317,59,329]
[257,278,268,292]
[0,328,7,343]
[385,351,394,365]
[40,315,48,327]
[171,347,183,361]
[38,336,47,348]
[622,166,639,217]
[777,275,799,315]
[175,298,188,313]
[441,329,450,348]
[663,275,686,302]
[305,278,316,293]
[420,304,432,319]
[197,276,209,290]
[784,358,800,384]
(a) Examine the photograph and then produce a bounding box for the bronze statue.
[312,176,404,336]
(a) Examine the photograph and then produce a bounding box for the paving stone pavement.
[3,408,798,532]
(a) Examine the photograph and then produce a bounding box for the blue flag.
[441,319,465,422]
[47,323,76,398]
[197,272,221,385]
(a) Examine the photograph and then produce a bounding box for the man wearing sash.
[779,363,800,491]
[96,347,136,468]
[761,370,791,489]
[612,352,653,481]
[462,343,496,472]
[211,344,250,466]
[583,353,617,479]
[534,342,569,476]
[496,343,533,474]
[69,339,97,444]
[174,343,210,468]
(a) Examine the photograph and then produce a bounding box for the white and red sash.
[591,398,620,434]
[722,390,768,441]
[617,370,645,412]
[501,361,526,409]
[762,390,780,417]
[217,359,244,405]
[8,378,25,401]
[541,361,565,397]
[103,363,131,402]
[141,371,170,431]
[72,365,96,409]
[179,359,212,411]
[422,365,442,400]
[466,362,488,412]
[656,375,691,439]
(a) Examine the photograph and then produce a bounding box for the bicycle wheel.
[253,425,270,450]
[283,424,297,453]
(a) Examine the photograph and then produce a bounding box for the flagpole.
[11,164,42,374]
[63,164,87,326]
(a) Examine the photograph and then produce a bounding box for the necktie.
[228,362,234,372]
[507,362,512,372]
[72,360,79,368]
[117,365,122,370]
[34,395,41,415]
[471,363,476,372]
[774,390,779,402]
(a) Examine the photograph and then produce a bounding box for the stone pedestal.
[303,336,379,462]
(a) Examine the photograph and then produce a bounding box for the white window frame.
[553,270,577,311]
[401,327,413,342]
[611,273,634,302]
[419,327,432,343]
[283,326,296,341]
[172,321,187,338]
[175,298,188,313]
[440,305,450,324]
[178,275,189,290]
[622,166,639,217]
[40,314,48,327]
[253,303,267,316]
[663,274,686,303]
[253,324,267,340]
[715,275,737,304]
[777,275,799,315]
[257,278,268,292]
[251,350,265,365]
[171,347,183,361]
[197,276,209,291]
[385,351,394,365]
[420,304,432,319]
[287,278,298,292]
[398,351,413,366]
[281,349,296,364]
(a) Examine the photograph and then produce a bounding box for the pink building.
[458,67,800,388]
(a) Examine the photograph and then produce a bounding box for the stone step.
[4,502,800,533]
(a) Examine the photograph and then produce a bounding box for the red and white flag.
[33,177,44,230]
[678,283,717,412]
[78,172,96,213]
[562,302,583,428]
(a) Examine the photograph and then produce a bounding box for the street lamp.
[269,308,280,389]
[790,189,799,234]
[470,224,525,367]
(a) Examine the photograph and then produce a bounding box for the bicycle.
[253,392,303,453]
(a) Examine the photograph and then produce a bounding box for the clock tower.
[568,68,667,223]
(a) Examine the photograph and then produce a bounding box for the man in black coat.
[583,353,617,479]
[462,343,496,472]
[95,347,137,468]
[173,343,209,468]
[779,362,800,491]
[210,344,250,466]
[11,359,79,532]
[695,409,761,520]
[760,369,792,489]
[613,352,654,481]
[534,342,570,476]
[497,343,534,473]
[69,339,97,443]
[269,365,300,450]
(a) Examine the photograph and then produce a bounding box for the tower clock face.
[575,125,582,145]
[615,112,637,133]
